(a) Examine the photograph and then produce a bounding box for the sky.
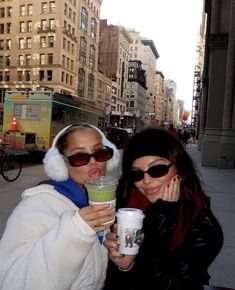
[100,0,204,111]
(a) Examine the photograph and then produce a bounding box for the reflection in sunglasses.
[130,162,174,182]
[64,147,113,167]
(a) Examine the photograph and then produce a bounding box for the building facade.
[99,19,132,127]
[199,0,235,168]
[127,29,160,125]
[0,0,104,129]
[126,59,147,131]
[154,70,166,126]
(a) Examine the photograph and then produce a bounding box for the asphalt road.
[0,154,47,237]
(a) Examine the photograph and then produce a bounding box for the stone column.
[223,0,235,129]
[217,0,235,168]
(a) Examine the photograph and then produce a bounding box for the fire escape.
[191,65,201,137]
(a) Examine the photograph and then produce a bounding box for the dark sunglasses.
[129,162,175,182]
[65,147,113,167]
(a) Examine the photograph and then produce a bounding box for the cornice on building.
[156,70,165,79]
[119,26,133,43]
[141,39,160,59]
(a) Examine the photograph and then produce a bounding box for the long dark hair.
[117,127,207,206]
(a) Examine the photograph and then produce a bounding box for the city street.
[0,146,235,288]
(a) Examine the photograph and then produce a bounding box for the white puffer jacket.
[0,184,108,290]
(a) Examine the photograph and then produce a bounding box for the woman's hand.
[79,204,115,232]
[162,174,181,202]
[103,224,136,270]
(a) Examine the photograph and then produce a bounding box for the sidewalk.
[186,144,235,289]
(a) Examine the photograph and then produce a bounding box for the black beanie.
[124,128,174,167]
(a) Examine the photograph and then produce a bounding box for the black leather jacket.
[103,199,223,290]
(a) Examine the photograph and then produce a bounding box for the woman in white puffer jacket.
[0,123,121,290]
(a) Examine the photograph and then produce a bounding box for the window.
[27,21,32,32]
[6,23,11,33]
[79,37,86,62]
[0,40,4,50]
[89,45,95,69]
[61,71,64,82]
[18,71,23,81]
[64,3,68,15]
[78,68,85,98]
[25,70,30,81]
[63,38,66,49]
[67,40,70,53]
[20,5,26,16]
[5,71,9,81]
[41,2,47,13]
[68,24,71,34]
[71,43,74,55]
[63,20,67,31]
[0,24,4,34]
[0,71,4,81]
[0,8,4,18]
[49,18,55,30]
[49,1,55,13]
[40,36,46,48]
[66,57,69,69]
[19,38,25,49]
[41,19,47,30]
[88,73,94,99]
[28,4,33,15]
[48,35,54,47]
[40,54,46,65]
[48,53,53,64]
[90,18,96,40]
[39,70,44,81]
[80,7,88,32]
[26,37,31,49]
[68,8,72,19]
[7,6,12,17]
[47,70,52,81]
[26,54,31,65]
[72,12,76,22]
[5,55,10,66]
[0,56,3,68]
[62,55,65,66]
[18,55,24,65]
[20,22,25,32]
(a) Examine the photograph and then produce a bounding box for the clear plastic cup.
[85,176,118,209]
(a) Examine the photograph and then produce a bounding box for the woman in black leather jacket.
[103,127,223,290]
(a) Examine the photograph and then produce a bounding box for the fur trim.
[43,147,69,181]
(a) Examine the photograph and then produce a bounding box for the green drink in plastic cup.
[85,176,118,209]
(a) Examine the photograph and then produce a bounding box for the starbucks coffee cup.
[116,208,145,255]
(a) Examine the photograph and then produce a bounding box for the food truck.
[2,90,105,152]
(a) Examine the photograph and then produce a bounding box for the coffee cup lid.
[116,208,145,219]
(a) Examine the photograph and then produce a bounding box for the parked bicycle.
[0,142,22,182]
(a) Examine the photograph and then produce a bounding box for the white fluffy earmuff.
[43,124,121,181]
[43,125,72,181]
